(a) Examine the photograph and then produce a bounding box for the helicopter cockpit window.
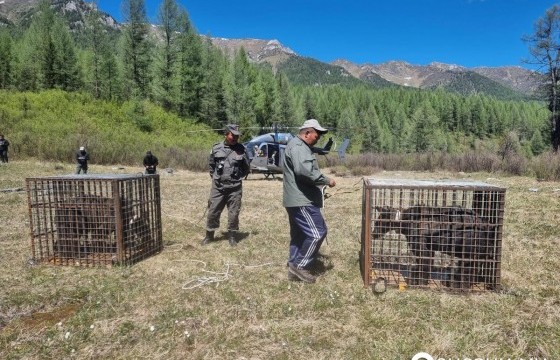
[267,145,280,166]
[268,150,277,165]
[257,144,267,157]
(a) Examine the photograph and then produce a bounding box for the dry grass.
[0,161,559,359]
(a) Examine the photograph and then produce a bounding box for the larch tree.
[275,73,295,126]
[84,6,110,98]
[121,0,152,99]
[176,15,204,118]
[0,30,13,89]
[51,19,81,91]
[224,48,257,129]
[155,0,183,111]
[198,38,227,128]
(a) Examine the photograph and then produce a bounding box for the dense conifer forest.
[0,0,551,161]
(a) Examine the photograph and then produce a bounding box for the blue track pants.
[286,206,327,269]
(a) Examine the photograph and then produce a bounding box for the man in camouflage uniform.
[201,124,250,247]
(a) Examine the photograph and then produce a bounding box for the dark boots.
[228,231,237,247]
[201,230,214,245]
[201,230,237,246]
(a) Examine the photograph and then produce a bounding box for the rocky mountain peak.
[210,37,296,70]
[0,0,118,30]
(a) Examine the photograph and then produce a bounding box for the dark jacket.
[0,138,9,151]
[76,150,90,167]
[143,154,159,167]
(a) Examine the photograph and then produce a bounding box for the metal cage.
[360,179,506,292]
[26,174,163,267]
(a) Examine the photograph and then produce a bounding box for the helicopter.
[243,126,349,179]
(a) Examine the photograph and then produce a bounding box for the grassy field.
[0,160,559,359]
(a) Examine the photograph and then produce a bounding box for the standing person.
[75,146,90,174]
[143,150,159,174]
[283,119,336,283]
[201,124,250,247]
[0,134,10,163]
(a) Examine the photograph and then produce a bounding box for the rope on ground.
[178,260,276,291]
[163,243,184,252]
[182,262,231,290]
[0,187,25,193]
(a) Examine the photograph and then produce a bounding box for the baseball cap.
[299,119,328,134]
[225,124,241,136]
[79,146,85,151]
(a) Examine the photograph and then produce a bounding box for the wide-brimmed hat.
[225,124,241,136]
[299,119,328,134]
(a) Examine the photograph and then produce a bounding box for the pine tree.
[524,4,560,151]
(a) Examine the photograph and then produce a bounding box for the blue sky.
[93,0,557,69]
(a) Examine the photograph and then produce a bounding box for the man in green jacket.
[283,119,336,283]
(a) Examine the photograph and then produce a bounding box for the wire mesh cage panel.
[26,174,163,267]
[360,179,506,292]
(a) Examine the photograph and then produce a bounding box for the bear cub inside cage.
[26,174,163,267]
[362,179,505,292]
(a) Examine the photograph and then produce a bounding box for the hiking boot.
[288,270,300,281]
[228,231,238,247]
[201,230,214,245]
[288,263,316,283]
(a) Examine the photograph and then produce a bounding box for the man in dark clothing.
[76,146,90,174]
[283,119,336,283]
[143,151,159,174]
[201,124,250,247]
[0,134,10,163]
